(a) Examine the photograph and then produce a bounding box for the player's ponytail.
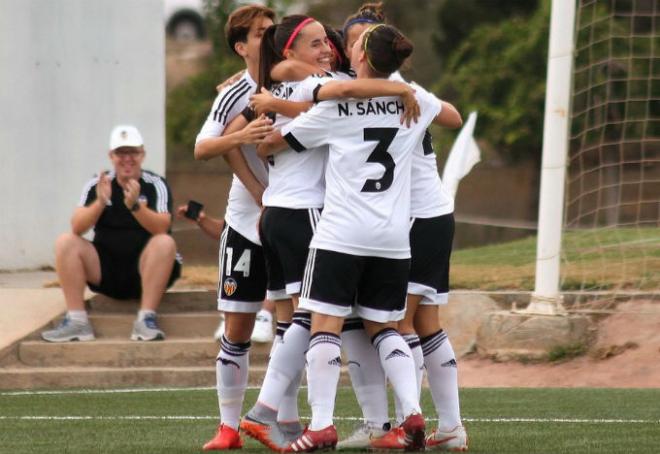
[362,24,413,77]
[258,24,279,90]
[258,15,315,90]
[324,25,351,74]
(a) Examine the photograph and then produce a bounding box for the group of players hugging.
[194,2,468,452]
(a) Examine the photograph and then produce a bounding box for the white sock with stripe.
[216,335,250,430]
[372,328,421,418]
[256,313,310,411]
[307,332,342,431]
[421,330,462,430]
[341,322,389,428]
[393,333,424,424]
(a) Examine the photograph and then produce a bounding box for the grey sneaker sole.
[41,333,95,343]
[130,333,165,341]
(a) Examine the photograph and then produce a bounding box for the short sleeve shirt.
[281,86,443,259]
[79,170,172,258]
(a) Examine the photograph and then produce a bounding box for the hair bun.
[391,35,413,63]
[358,2,385,21]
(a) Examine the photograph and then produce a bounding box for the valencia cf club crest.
[223,278,238,296]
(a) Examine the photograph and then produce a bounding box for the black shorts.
[259,207,320,298]
[299,248,410,323]
[217,225,267,313]
[88,240,181,300]
[408,213,454,305]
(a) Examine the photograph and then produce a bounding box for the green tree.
[434,1,550,163]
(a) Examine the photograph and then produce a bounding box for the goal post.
[525,0,577,315]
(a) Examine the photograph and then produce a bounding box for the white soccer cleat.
[336,422,389,450]
[425,425,468,452]
[250,309,274,343]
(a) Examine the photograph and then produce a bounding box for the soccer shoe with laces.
[240,414,289,451]
[425,426,468,452]
[370,426,407,450]
[203,424,243,450]
[282,425,338,453]
[336,422,389,449]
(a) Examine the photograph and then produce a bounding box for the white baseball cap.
[109,125,144,150]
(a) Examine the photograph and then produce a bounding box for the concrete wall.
[0,0,165,269]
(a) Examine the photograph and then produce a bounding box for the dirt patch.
[459,301,660,387]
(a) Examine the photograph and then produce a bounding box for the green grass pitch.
[1,387,659,453]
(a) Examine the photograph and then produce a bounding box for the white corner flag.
[442,111,480,198]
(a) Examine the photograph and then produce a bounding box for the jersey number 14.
[361,127,398,193]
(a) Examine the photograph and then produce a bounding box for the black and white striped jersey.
[196,71,267,246]
[281,87,442,259]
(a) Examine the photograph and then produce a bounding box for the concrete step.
[0,365,352,390]
[18,338,273,368]
[84,312,222,339]
[87,290,217,313]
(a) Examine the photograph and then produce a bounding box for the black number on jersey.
[361,127,398,193]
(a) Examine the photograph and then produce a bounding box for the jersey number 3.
[361,127,398,193]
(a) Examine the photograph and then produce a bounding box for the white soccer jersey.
[389,73,455,218]
[261,72,351,209]
[196,72,267,245]
[281,87,442,259]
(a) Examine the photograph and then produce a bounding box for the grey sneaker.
[41,316,95,342]
[131,314,165,341]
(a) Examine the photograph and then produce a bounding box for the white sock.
[392,334,423,424]
[216,335,250,430]
[307,332,341,430]
[269,321,290,359]
[256,312,310,410]
[421,330,462,430]
[372,328,421,418]
[341,322,389,427]
[278,368,302,423]
[274,321,301,424]
[67,310,88,323]
[137,309,156,321]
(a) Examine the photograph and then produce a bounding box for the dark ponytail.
[362,24,413,77]
[324,25,351,74]
[258,15,314,90]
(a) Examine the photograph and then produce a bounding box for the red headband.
[328,39,342,64]
[283,17,315,54]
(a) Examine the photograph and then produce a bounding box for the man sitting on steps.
[41,125,182,343]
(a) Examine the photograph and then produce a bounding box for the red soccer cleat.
[282,425,338,453]
[370,426,407,450]
[401,413,426,451]
[203,424,243,451]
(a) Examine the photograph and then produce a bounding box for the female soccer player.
[236,16,422,451]
[258,23,460,452]
[338,4,469,451]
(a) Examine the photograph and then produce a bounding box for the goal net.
[563,0,659,307]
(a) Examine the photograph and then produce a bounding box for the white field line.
[0,415,658,424]
[0,386,219,396]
